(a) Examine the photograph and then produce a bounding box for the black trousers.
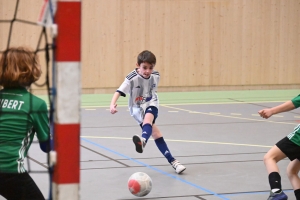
[0,172,45,200]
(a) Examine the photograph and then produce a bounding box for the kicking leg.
[141,113,154,143]
[133,112,154,153]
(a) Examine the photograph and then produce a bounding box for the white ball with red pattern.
[128,172,152,197]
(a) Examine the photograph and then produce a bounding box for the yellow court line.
[160,104,298,125]
[209,112,220,115]
[80,100,286,108]
[81,136,272,148]
[82,105,127,108]
[157,100,286,106]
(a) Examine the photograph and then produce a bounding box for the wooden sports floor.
[3,90,300,200]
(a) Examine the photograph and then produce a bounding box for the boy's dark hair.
[137,50,156,66]
[0,47,41,88]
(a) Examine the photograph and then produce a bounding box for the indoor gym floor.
[3,89,300,200]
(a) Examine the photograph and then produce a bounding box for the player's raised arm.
[258,100,295,119]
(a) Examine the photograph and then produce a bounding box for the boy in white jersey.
[0,47,50,200]
[259,95,300,200]
[110,50,186,174]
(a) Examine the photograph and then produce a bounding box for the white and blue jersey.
[117,69,160,124]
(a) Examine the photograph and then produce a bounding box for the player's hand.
[110,104,118,114]
[258,108,273,119]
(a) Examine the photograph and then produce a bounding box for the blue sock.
[155,137,174,163]
[141,123,152,143]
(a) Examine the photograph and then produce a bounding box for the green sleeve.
[291,95,300,108]
[32,101,50,142]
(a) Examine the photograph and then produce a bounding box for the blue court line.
[81,137,230,200]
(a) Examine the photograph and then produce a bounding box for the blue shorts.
[139,106,158,127]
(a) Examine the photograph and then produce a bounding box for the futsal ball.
[128,172,152,197]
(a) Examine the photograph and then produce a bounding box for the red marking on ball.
[128,179,141,194]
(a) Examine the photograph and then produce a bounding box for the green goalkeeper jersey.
[0,88,49,173]
[287,95,300,146]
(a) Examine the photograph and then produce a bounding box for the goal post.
[52,0,81,199]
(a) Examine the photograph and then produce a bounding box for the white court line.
[81,136,272,148]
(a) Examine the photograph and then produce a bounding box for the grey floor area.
[3,101,300,200]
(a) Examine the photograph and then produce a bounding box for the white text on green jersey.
[0,99,24,110]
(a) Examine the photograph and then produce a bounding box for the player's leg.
[0,172,45,200]
[264,145,286,174]
[265,137,295,200]
[264,145,287,199]
[287,159,300,200]
[152,124,172,162]
[152,124,186,174]
[141,111,155,143]
[133,106,157,153]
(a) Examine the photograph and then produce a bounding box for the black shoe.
[133,135,144,153]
